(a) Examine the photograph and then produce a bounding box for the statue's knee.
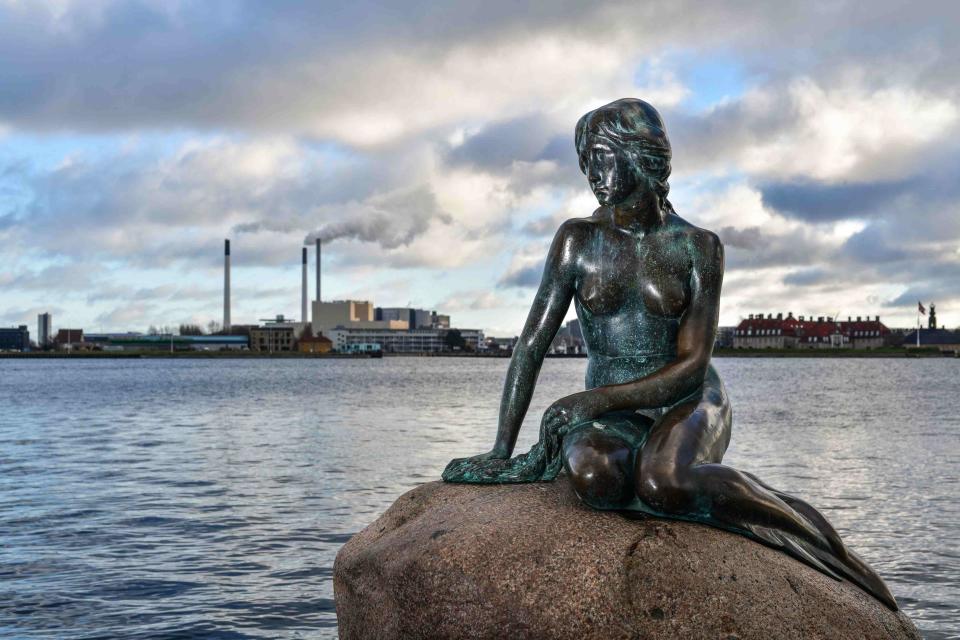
[637,464,696,514]
[565,436,633,509]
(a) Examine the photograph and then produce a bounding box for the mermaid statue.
[443,98,897,610]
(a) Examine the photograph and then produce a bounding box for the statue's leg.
[634,372,837,556]
[634,369,897,609]
[563,414,653,510]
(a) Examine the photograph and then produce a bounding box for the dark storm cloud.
[665,96,795,171]
[782,268,830,287]
[841,225,912,264]
[497,263,544,289]
[884,281,960,310]
[446,115,559,171]
[3,1,954,137]
[0,0,607,134]
[717,226,828,269]
[760,180,912,223]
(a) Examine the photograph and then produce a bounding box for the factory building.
[374,307,450,330]
[0,325,31,351]
[311,300,408,334]
[733,313,889,349]
[326,327,484,353]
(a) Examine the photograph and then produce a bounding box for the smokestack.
[301,247,308,323]
[315,238,321,303]
[224,239,231,331]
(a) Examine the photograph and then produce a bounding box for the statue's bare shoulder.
[662,214,724,270]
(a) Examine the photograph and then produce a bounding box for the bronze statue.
[443,98,897,610]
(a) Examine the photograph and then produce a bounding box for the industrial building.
[733,313,889,349]
[312,300,408,333]
[0,326,30,351]
[325,326,483,353]
[375,307,450,330]
[214,239,475,355]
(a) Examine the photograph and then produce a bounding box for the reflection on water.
[0,357,957,639]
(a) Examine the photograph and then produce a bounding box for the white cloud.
[739,79,959,181]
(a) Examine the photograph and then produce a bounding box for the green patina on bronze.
[443,98,898,610]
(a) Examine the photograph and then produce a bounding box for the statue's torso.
[570,211,699,389]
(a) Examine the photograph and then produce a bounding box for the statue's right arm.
[490,223,578,457]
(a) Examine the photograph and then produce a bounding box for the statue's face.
[584,138,637,205]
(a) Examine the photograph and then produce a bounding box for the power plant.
[221,239,319,328]
[301,247,309,323]
[223,239,231,331]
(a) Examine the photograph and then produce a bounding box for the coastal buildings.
[733,313,889,349]
[247,315,311,352]
[312,298,482,353]
[54,329,85,349]
[903,328,960,353]
[550,319,586,354]
[84,334,248,351]
[715,326,736,349]
[482,336,518,352]
[0,325,30,351]
[325,326,483,353]
[311,300,407,333]
[298,333,333,354]
[375,307,449,329]
[249,326,297,352]
[37,313,52,348]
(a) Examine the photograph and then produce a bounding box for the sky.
[1,1,958,336]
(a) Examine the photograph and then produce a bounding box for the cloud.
[437,290,504,312]
[2,1,960,331]
[760,179,911,223]
[497,240,549,289]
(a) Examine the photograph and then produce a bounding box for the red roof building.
[732,313,889,349]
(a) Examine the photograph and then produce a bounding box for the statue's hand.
[541,392,606,440]
[442,448,510,482]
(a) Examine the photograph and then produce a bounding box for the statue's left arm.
[544,231,723,431]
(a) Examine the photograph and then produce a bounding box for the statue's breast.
[576,235,690,319]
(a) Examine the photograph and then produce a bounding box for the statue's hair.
[575,98,675,215]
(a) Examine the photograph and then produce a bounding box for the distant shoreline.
[0,348,951,359]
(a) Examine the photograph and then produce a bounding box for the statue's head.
[575,98,672,209]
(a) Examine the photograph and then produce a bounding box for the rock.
[334,477,920,640]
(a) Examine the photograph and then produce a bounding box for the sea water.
[0,357,957,639]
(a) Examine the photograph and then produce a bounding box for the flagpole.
[917,309,921,347]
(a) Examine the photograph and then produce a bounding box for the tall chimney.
[301,247,308,323]
[223,239,231,332]
[315,238,321,303]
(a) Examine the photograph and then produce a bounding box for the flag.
[918,302,926,315]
